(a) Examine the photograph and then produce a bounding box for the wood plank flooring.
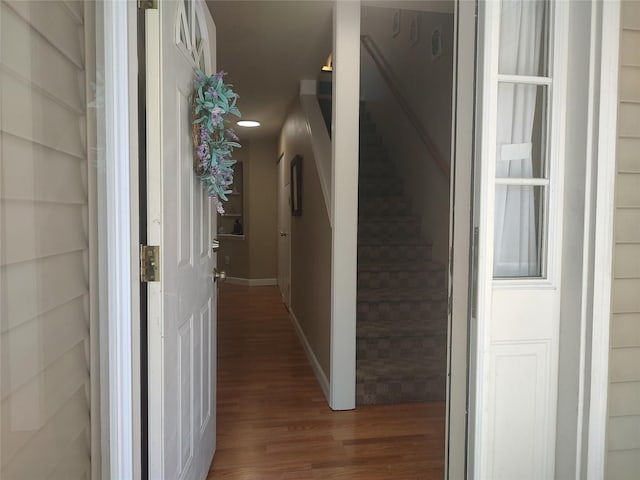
[207,284,445,479]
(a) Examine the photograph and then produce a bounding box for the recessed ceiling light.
[237,120,261,128]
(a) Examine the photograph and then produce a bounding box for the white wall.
[360,5,453,264]
[218,138,278,281]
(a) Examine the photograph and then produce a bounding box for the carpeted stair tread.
[359,196,411,216]
[356,358,446,404]
[357,260,443,272]
[355,101,447,405]
[357,261,446,291]
[357,316,448,339]
[357,237,431,246]
[357,286,446,303]
[358,215,419,223]
[356,357,445,381]
[357,335,444,360]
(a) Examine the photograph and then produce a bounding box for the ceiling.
[206,1,334,141]
[205,1,453,141]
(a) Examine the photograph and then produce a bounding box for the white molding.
[445,0,475,477]
[102,1,134,478]
[587,1,621,478]
[289,309,331,402]
[330,0,359,411]
[225,277,277,287]
[144,9,163,479]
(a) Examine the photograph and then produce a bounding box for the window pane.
[499,0,548,77]
[496,83,547,179]
[493,185,546,278]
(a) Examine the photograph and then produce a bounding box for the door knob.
[213,268,226,283]
[280,231,288,237]
[211,239,220,252]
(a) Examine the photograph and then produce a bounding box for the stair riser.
[358,221,421,241]
[359,197,411,216]
[360,134,382,147]
[358,270,445,290]
[357,299,447,326]
[358,244,431,263]
[356,336,446,363]
[359,148,387,162]
[356,376,446,404]
[358,162,397,178]
[360,125,377,135]
[359,178,404,197]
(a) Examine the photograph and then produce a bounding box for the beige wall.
[248,138,279,279]
[218,148,250,278]
[279,100,332,378]
[606,1,640,477]
[218,138,278,280]
[360,5,453,264]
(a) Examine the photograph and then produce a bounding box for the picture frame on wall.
[409,14,419,47]
[290,155,303,216]
[392,9,400,37]
[431,27,443,61]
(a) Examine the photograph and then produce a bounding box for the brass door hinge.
[138,0,158,10]
[140,245,160,282]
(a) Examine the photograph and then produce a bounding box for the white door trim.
[100,1,139,478]
[586,0,621,477]
[446,0,476,477]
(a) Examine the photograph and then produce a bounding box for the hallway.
[207,285,445,479]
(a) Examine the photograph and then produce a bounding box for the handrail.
[360,34,450,179]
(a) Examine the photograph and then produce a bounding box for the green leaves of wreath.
[193,69,241,214]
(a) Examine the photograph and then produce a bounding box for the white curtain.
[493,0,545,277]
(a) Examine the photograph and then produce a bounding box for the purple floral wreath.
[192,70,241,214]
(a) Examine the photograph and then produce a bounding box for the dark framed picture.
[409,14,419,47]
[290,155,303,216]
[431,27,443,61]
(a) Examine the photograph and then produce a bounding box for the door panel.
[473,1,569,478]
[146,1,217,478]
[277,154,291,306]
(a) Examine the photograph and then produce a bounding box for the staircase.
[356,107,448,405]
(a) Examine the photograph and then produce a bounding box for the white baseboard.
[289,309,330,403]
[225,277,277,287]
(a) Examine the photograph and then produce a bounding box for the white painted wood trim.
[300,86,332,226]
[472,2,501,475]
[102,1,135,477]
[127,2,142,478]
[144,8,164,480]
[225,277,278,287]
[574,1,602,476]
[587,1,621,477]
[446,0,475,477]
[289,309,331,402]
[330,0,360,411]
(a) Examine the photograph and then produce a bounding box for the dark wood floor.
[207,284,445,479]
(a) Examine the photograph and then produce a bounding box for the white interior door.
[146,1,218,479]
[472,1,569,478]
[277,154,291,306]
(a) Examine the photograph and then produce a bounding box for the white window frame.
[100,1,139,479]
[481,0,570,289]
[585,0,621,477]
